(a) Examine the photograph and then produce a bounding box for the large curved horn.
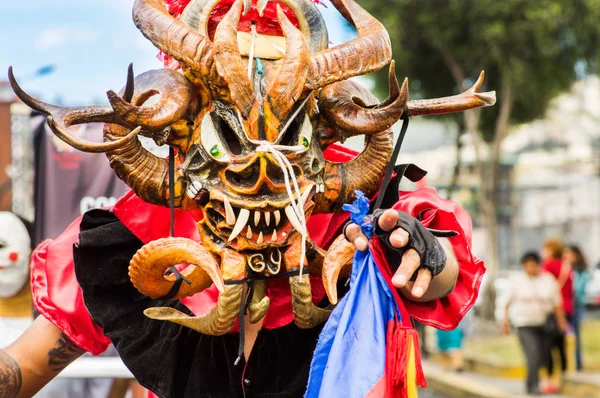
[306,0,391,89]
[8,66,140,153]
[213,0,256,116]
[319,62,408,137]
[128,238,225,299]
[142,247,246,336]
[104,70,195,207]
[107,69,195,131]
[133,0,221,88]
[144,284,244,336]
[262,6,311,141]
[313,81,394,213]
[290,274,331,329]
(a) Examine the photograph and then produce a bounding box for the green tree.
[360,0,599,318]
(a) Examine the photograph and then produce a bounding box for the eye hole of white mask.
[201,113,231,162]
[297,114,312,151]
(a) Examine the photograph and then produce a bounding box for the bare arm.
[0,316,85,398]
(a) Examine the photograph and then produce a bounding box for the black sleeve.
[74,209,242,398]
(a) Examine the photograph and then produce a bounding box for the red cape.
[30,144,484,354]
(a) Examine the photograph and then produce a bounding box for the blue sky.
[0,0,350,105]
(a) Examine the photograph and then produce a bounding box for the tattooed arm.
[0,316,84,398]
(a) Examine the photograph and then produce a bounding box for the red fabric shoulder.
[381,187,485,330]
[30,217,111,355]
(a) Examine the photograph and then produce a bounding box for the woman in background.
[504,251,567,395]
[541,240,572,381]
[564,245,590,372]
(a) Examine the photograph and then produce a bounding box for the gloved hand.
[344,208,457,298]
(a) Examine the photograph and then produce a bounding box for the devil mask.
[10,0,494,334]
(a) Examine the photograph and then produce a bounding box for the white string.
[247,24,258,80]
[255,141,308,277]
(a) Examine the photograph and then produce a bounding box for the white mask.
[0,213,31,298]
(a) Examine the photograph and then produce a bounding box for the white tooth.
[300,188,312,208]
[285,206,305,234]
[246,226,253,240]
[320,184,325,193]
[265,212,271,226]
[254,211,261,227]
[223,196,236,226]
[271,229,277,242]
[186,181,202,199]
[257,232,264,245]
[229,208,250,242]
[274,210,281,226]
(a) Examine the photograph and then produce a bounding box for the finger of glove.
[392,248,421,288]
[345,223,369,252]
[377,209,400,232]
[412,268,432,298]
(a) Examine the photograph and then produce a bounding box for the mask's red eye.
[8,252,19,263]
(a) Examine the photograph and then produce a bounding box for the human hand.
[345,209,445,299]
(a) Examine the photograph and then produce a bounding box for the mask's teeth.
[186,180,203,200]
[274,210,281,226]
[285,205,304,234]
[254,211,261,227]
[271,229,277,242]
[246,225,253,240]
[265,212,271,227]
[223,196,236,226]
[257,232,264,245]
[300,187,312,208]
[229,208,250,242]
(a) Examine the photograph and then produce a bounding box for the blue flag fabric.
[305,247,401,397]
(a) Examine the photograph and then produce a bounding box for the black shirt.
[74,209,324,398]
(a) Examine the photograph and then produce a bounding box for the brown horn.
[314,81,394,213]
[290,274,331,329]
[107,69,195,131]
[133,0,221,88]
[142,247,246,336]
[213,0,256,116]
[144,284,244,336]
[104,69,195,207]
[128,238,225,300]
[407,71,496,116]
[263,5,311,141]
[319,62,408,137]
[306,0,391,90]
[9,66,139,153]
[322,235,356,305]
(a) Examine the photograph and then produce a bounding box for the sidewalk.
[423,361,565,398]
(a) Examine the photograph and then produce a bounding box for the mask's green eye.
[201,113,230,162]
[297,115,312,151]
[301,136,310,149]
[210,145,223,158]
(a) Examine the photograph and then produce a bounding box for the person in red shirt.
[541,239,573,393]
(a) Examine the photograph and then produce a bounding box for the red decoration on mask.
[8,252,19,263]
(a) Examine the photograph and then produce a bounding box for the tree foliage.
[362,0,599,141]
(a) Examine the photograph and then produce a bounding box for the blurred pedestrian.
[541,239,572,391]
[435,310,473,372]
[563,245,590,372]
[503,251,567,396]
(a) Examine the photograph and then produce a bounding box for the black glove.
[373,209,457,278]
